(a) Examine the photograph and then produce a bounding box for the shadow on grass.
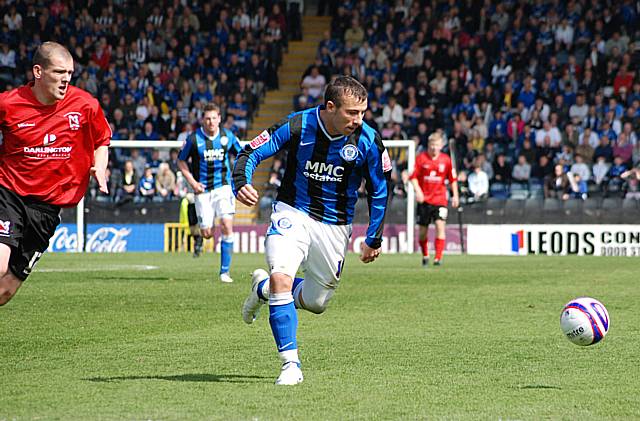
[85,373,269,383]
[519,384,562,390]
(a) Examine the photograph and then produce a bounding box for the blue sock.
[292,277,304,308]
[257,277,303,301]
[257,278,268,300]
[220,238,233,274]
[269,293,297,353]
[292,277,304,292]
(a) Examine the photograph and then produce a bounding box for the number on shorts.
[336,260,343,278]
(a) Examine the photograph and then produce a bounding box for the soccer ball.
[560,297,610,346]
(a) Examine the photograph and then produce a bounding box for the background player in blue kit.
[233,76,392,385]
[178,103,242,283]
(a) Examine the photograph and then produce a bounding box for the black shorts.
[417,202,449,226]
[0,185,60,281]
[187,203,198,226]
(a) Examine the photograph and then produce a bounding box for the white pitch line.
[37,265,159,273]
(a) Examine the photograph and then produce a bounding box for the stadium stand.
[291,0,640,221]
[2,0,639,223]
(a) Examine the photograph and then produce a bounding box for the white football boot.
[219,272,234,283]
[275,361,303,385]
[241,269,269,324]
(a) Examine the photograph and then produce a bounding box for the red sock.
[420,237,429,257]
[435,238,445,260]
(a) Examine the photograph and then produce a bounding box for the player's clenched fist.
[360,242,381,264]
[237,184,259,206]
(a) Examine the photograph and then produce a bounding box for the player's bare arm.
[410,178,424,203]
[237,184,259,207]
[177,160,205,193]
[90,145,110,194]
[451,180,459,208]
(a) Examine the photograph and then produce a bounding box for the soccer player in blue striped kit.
[233,76,392,385]
[178,103,242,283]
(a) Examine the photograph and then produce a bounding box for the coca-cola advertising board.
[49,224,164,252]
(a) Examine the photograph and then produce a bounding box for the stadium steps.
[235,202,257,225]
[248,15,330,139]
[240,16,329,224]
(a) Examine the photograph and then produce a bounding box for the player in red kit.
[409,132,459,267]
[0,42,111,306]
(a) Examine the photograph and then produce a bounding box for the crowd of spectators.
[286,0,640,204]
[0,0,302,204]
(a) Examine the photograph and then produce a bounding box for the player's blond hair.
[428,132,444,144]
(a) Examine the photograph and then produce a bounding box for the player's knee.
[0,278,17,306]
[201,230,213,239]
[0,289,15,306]
[303,298,328,314]
[270,272,293,292]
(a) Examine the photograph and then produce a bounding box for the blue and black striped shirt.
[233,106,391,248]
[178,127,242,191]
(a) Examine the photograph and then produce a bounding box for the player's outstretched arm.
[232,116,295,200]
[91,145,109,194]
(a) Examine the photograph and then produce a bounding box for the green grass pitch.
[1,253,639,420]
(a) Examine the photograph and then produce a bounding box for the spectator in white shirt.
[529,97,551,122]
[555,18,574,48]
[491,56,512,85]
[535,121,562,147]
[570,154,591,181]
[468,163,489,200]
[381,96,404,125]
[569,93,589,125]
[592,156,611,186]
[579,127,600,149]
[3,6,22,31]
[301,66,326,99]
[0,43,16,70]
[512,154,532,183]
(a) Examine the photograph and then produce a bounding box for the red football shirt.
[409,151,457,207]
[0,83,111,207]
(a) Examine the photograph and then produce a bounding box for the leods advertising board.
[467,225,640,256]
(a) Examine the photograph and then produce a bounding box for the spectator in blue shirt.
[138,166,156,202]
[227,92,249,135]
[517,77,537,108]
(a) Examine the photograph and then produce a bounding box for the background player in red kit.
[409,132,459,267]
[0,42,111,305]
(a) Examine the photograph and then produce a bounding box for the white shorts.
[195,185,235,229]
[265,201,351,311]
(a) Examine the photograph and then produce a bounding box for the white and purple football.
[560,297,610,346]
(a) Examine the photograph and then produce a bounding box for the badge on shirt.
[382,149,392,172]
[340,144,358,162]
[0,220,10,236]
[220,136,228,146]
[64,112,82,131]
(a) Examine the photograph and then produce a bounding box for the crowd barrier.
[49,223,639,257]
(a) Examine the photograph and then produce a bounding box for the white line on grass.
[37,265,159,272]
